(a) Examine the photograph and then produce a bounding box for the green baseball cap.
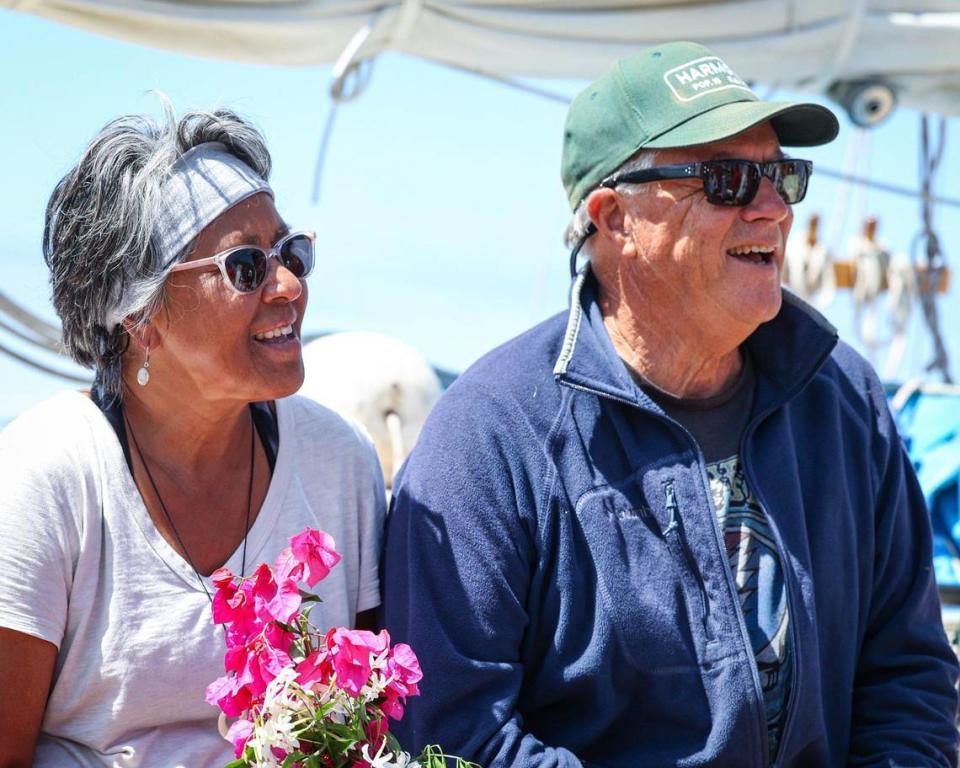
[561,41,839,210]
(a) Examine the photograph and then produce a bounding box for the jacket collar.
[554,266,839,413]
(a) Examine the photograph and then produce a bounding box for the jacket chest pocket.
[574,477,717,672]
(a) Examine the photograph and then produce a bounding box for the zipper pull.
[663,480,679,536]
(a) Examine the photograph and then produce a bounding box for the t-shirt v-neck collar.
[75,392,291,593]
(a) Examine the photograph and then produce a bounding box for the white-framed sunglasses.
[169,230,315,294]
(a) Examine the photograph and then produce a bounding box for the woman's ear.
[121,317,158,352]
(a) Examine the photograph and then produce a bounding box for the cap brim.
[644,100,839,150]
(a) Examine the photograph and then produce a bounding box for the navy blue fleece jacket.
[381,270,959,767]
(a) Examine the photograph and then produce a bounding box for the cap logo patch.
[663,56,753,102]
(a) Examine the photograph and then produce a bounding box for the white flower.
[360,740,415,768]
[249,666,313,766]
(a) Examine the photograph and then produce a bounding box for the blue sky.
[1,10,958,421]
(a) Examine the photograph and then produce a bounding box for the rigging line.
[435,60,572,105]
[0,291,62,343]
[0,339,90,385]
[816,166,960,209]
[816,0,869,90]
[914,113,952,383]
[311,106,338,205]
[0,313,63,353]
[312,21,377,204]
[430,61,960,211]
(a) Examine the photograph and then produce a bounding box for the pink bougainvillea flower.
[380,692,405,721]
[263,622,295,655]
[226,718,254,758]
[213,579,263,646]
[273,546,303,584]
[297,648,333,690]
[224,645,249,676]
[214,626,296,711]
[241,632,294,698]
[326,627,386,697]
[290,528,342,587]
[250,563,302,625]
[364,716,390,744]
[379,642,422,720]
[211,567,236,590]
[205,674,253,718]
[211,569,241,625]
[387,643,423,692]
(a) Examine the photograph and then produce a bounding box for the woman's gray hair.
[563,150,659,253]
[43,99,271,401]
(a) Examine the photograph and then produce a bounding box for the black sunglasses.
[170,231,316,294]
[600,159,813,207]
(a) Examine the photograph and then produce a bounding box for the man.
[381,41,959,767]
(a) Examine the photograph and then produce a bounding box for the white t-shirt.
[0,391,385,767]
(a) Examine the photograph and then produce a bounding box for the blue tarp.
[892,386,960,588]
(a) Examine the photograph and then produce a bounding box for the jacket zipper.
[561,379,771,766]
[734,341,836,766]
[740,447,800,768]
[663,479,715,642]
[687,443,770,765]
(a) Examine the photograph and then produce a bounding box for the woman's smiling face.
[150,192,309,404]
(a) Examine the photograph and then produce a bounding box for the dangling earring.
[137,347,151,387]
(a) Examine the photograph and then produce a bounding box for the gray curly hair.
[42,100,272,401]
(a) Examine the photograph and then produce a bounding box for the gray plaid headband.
[104,142,273,327]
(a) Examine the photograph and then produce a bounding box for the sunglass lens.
[224,248,268,293]
[704,161,760,206]
[775,161,809,204]
[279,234,314,278]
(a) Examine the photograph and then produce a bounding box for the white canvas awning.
[7,0,960,115]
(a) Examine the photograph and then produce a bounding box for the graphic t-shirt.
[706,455,792,760]
[634,352,791,759]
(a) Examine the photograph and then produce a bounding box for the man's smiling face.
[619,122,793,337]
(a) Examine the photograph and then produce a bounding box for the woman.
[0,106,385,766]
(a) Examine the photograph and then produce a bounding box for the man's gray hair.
[563,150,658,253]
[42,99,271,401]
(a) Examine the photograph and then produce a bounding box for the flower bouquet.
[205,528,477,768]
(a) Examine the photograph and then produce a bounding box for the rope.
[783,234,835,307]
[817,0,870,91]
[816,167,960,209]
[0,314,62,352]
[882,251,917,380]
[849,231,890,354]
[914,114,952,383]
[0,290,62,346]
[311,23,377,204]
[311,107,339,205]
[0,339,90,385]
[435,60,572,105]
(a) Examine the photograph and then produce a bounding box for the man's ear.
[586,188,629,245]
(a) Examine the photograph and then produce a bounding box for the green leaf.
[415,745,484,768]
[290,639,306,659]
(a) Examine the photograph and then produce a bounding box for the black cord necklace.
[124,408,255,603]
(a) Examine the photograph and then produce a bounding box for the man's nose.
[742,176,791,223]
